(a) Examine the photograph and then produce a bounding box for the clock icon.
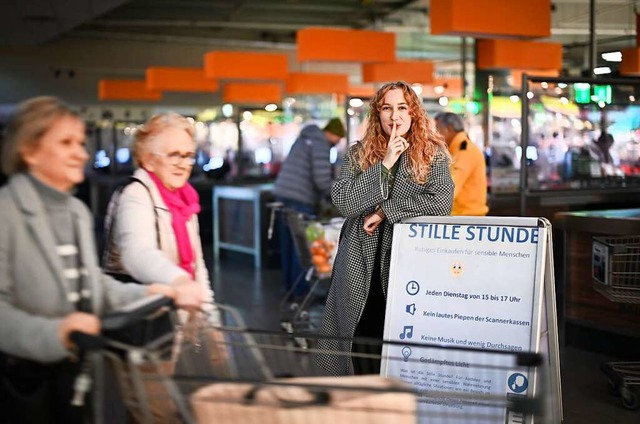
[406,280,420,296]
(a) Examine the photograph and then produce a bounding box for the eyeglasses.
[152,151,196,166]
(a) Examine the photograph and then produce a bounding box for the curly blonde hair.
[133,112,194,167]
[355,81,449,184]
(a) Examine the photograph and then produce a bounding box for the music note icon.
[399,325,414,340]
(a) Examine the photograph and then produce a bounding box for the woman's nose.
[76,145,90,161]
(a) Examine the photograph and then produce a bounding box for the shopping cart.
[170,327,545,423]
[71,296,273,423]
[592,235,640,410]
[79,296,549,423]
[267,202,343,348]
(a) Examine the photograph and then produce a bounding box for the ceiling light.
[593,67,612,75]
[349,98,364,107]
[265,103,277,112]
[222,104,233,118]
[601,51,622,62]
[527,91,534,99]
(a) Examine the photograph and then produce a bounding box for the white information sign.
[381,216,556,424]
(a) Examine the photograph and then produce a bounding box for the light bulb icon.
[401,346,412,362]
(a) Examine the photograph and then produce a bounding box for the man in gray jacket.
[273,117,345,297]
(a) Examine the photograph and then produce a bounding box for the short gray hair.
[434,112,465,133]
[133,112,194,167]
[1,96,79,176]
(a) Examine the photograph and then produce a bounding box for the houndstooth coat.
[316,143,454,375]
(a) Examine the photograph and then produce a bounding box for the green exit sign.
[574,83,590,104]
[593,85,612,104]
[573,83,612,104]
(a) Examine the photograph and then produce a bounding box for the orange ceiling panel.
[362,61,434,84]
[222,83,282,104]
[430,0,551,38]
[423,78,464,97]
[348,84,376,98]
[146,67,219,92]
[510,69,560,89]
[297,27,395,63]
[98,80,162,101]
[204,51,288,80]
[620,48,640,75]
[477,39,562,70]
[286,73,349,95]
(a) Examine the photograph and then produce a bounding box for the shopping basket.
[592,235,640,410]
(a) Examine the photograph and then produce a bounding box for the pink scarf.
[147,171,201,278]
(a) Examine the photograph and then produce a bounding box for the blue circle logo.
[507,373,528,393]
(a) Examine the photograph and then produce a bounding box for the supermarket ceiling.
[0,0,638,67]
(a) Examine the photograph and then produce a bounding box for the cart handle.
[244,385,331,408]
[101,294,174,332]
[69,331,107,351]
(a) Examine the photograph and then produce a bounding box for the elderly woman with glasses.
[103,113,216,309]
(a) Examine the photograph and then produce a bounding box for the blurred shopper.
[273,118,345,298]
[317,82,453,375]
[435,112,489,216]
[102,113,217,314]
[0,97,204,423]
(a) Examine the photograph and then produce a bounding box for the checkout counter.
[555,209,640,358]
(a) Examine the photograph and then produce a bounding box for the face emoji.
[450,261,464,278]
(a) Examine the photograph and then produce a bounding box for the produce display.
[305,221,341,275]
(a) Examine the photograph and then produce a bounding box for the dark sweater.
[273,124,334,207]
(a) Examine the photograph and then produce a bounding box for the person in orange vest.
[435,112,489,216]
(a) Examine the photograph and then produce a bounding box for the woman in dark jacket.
[317,81,454,375]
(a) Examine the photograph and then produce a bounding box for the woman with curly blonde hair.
[317,81,454,375]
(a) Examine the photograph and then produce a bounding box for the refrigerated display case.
[518,76,640,215]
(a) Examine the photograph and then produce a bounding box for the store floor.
[208,251,638,424]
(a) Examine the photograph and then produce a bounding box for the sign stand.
[381,216,562,424]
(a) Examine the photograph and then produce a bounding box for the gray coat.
[0,174,146,363]
[316,144,453,375]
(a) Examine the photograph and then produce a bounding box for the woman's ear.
[19,144,38,168]
[140,150,156,172]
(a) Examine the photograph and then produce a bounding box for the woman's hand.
[382,122,409,169]
[58,312,101,349]
[363,212,384,236]
[147,275,206,310]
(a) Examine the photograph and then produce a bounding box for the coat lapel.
[9,174,69,291]
[72,205,99,312]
